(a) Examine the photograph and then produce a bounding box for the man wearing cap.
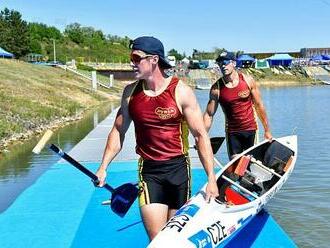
[204,51,272,159]
[95,36,219,240]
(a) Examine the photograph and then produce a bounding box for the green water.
[0,102,118,213]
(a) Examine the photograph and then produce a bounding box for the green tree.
[28,22,62,40]
[64,23,84,44]
[168,49,184,60]
[0,8,29,57]
[28,22,62,54]
[29,39,42,54]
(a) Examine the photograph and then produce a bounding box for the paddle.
[32,130,139,218]
[210,137,225,155]
[193,136,225,155]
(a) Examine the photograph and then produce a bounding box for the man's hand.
[205,177,219,202]
[95,167,107,187]
[264,131,272,140]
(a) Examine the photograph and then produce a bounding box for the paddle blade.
[210,137,225,154]
[32,130,53,154]
[111,183,139,217]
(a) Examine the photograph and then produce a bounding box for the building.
[300,48,330,58]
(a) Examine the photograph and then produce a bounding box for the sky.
[1,0,330,56]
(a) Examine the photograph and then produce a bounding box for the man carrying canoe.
[95,36,219,240]
[204,51,272,159]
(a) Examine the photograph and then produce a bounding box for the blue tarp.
[311,55,323,61]
[266,53,293,67]
[322,54,330,60]
[237,54,255,67]
[0,47,13,58]
[237,54,255,61]
[311,54,330,61]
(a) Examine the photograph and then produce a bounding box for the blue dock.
[0,109,296,248]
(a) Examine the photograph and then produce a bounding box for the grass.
[0,59,128,150]
[241,67,310,82]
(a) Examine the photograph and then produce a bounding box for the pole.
[52,39,56,63]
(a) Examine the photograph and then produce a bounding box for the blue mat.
[0,161,296,247]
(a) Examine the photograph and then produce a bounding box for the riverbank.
[0,59,126,153]
[186,68,318,88]
[257,79,313,87]
[0,60,319,153]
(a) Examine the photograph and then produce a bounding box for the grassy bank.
[0,59,126,152]
[188,67,316,87]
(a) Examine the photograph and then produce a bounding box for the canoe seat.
[234,155,251,176]
[283,156,294,172]
[225,186,251,205]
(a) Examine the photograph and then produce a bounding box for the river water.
[0,102,118,213]
[197,85,330,248]
[1,85,329,247]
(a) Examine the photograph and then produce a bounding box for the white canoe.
[148,135,297,248]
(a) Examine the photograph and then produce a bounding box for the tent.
[322,54,330,60]
[266,53,293,67]
[0,47,14,58]
[311,54,330,61]
[181,57,190,64]
[310,54,324,61]
[255,59,270,69]
[237,54,255,68]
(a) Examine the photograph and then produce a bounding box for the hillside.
[0,59,126,151]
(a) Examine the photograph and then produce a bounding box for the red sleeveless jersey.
[128,77,189,161]
[218,73,257,133]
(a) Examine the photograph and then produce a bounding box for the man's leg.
[227,132,243,160]
[140,203,169,240]
[241,130,256,151]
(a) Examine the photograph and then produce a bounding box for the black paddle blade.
[210,137,225,154]
[111,183,139,217]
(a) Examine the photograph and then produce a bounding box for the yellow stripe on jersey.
[180,120,189,155]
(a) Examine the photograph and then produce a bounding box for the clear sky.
[1,0,329,55]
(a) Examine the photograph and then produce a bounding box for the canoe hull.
[148,135,297,248]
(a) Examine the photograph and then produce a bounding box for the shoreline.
[0,77,319,154]
[0,59,126,154]
[257,79,316,87]
[0,110,84,154]
[0,80,316,153]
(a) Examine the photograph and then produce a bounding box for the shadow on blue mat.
[223,209,269,247]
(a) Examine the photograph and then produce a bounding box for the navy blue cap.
[130,36,172,69]
[216,51,237,63]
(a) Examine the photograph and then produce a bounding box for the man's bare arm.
[245,74,272,140]
[203,82,220,132]
[177,81,219,200]
[96,84,134,185]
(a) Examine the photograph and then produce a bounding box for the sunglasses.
[217,59,232,66]
[130,54,153,64]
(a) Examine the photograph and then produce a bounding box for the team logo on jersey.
[238,89,250,98]
[155,107,176,119]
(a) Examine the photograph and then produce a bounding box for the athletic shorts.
[226,130,256,158]
[138,155,191,209]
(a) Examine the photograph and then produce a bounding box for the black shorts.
[138,155,191,209]
[227,130,256,158]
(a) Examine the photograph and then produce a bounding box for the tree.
[28,22,62,41]
[64,23,84,44]
[168,49,184,60]
[0,8,29,57]
[28,22,62,54]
